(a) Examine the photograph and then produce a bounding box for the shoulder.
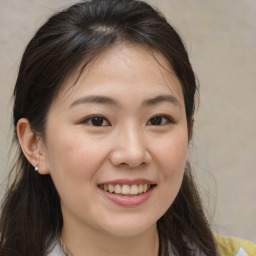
[214,234,256,256]
[46,239,65,256]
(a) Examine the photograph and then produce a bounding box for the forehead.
[53,43,184,107]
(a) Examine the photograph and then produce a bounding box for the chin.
[99,217,157,238]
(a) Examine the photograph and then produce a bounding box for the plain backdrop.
[0,0,255,242]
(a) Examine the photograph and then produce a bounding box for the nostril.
[119,161,147,168]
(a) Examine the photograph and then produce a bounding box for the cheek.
[44,130,104,196]
[142,131,188,220]
[155,131,188,198]
[158,133,188,175]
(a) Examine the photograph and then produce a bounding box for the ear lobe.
[16,118,50,175]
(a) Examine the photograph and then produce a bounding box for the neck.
[61,222,159,256]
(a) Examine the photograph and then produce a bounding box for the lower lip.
[99,186,155,207]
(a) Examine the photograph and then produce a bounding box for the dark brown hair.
[0,0,218,255]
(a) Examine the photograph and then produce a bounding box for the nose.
[109,125,152,168]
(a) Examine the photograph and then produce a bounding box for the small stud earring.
[35,165,39,171]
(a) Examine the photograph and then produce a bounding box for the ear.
[16,118,50,175]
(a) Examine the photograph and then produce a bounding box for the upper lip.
[98,179,156,186]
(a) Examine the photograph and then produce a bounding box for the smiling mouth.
[98,184,156,196]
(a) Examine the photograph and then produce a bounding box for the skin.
[18,43,188,256]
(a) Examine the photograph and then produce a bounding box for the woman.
[0,0,255,255]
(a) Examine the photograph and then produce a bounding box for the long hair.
[0,0,219,255]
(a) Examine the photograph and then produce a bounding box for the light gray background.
[0,0,255,242]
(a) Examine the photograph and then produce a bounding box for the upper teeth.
[100,184,150,195]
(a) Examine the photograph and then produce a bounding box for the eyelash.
[81,114,174,127]
[81,115,110,127]
[146,115,174,126]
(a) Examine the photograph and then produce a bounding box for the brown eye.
[147,115,172,126]
[91,116,104,126]
[83,115,110,127]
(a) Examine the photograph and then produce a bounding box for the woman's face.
[41,43,188,237]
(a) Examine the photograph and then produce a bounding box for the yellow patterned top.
[215,234,256,256]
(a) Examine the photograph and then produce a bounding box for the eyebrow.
[69,94,181,109]
[69,95,119,108]
[142,95,181,108]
